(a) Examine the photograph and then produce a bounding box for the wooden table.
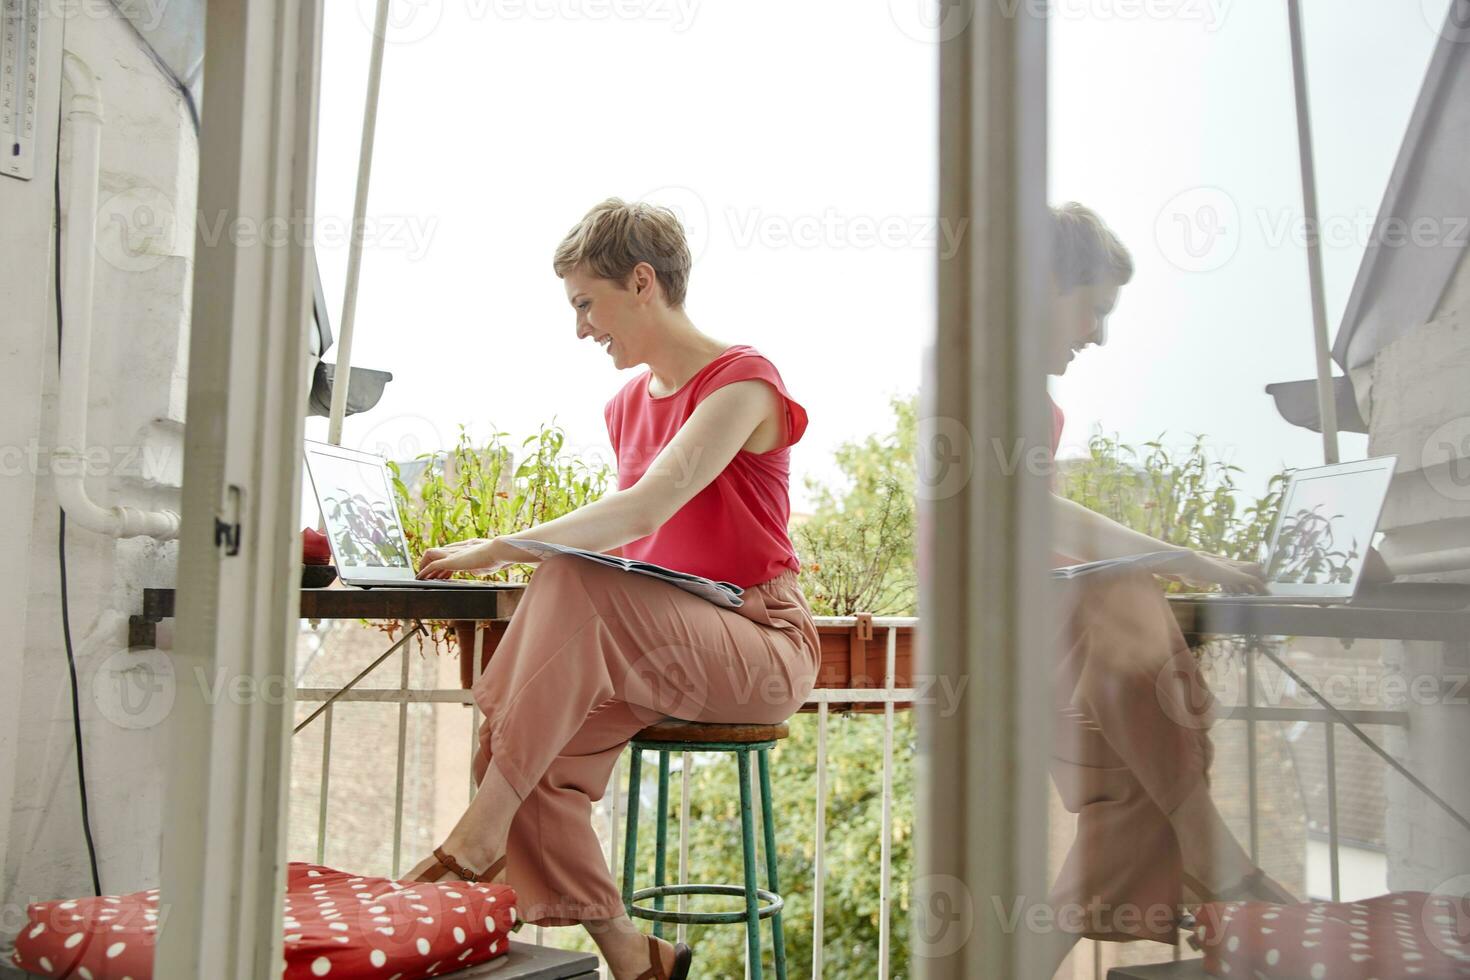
[130,583,525,647]
[1168,585,1470,646]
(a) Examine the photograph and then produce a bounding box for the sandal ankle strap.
[432,846,505,883]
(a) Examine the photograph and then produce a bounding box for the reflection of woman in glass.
[1041,205,1294,973]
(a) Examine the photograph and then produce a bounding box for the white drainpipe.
[54,53,181,540]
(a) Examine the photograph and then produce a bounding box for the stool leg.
[737,748,764,980]
[758,748,788,980]
[653,750,670,939]
[621,747,642,914]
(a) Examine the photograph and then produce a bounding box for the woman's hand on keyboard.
[417,539,508,579]
[1158,552,1267,594]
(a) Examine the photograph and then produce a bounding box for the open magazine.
[1052,550,1192,581]
[506,539,745,609]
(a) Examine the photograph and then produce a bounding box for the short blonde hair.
[1051,202,1134,292]
[553,198,692,308]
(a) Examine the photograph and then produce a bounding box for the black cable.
[101,0,201,134]
[54,45,104,897]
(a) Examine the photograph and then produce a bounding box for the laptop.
[1191,455,1398,604]
[303,440,500,589]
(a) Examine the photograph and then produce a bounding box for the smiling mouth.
[596,335,613,353]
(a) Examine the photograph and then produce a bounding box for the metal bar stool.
[620,719,790,980]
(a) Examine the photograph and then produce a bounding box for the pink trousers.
[469,554,822,926]
[1047,570,1216,943]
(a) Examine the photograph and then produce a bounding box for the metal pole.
[1287,0,1340,465]
[327,0,391,445]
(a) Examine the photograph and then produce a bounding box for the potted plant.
[795,471,917,713]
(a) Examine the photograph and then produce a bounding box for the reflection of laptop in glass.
[1194,455,1397,604]
[303,440,497,589]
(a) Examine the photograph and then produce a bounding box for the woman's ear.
[632,262,658,302]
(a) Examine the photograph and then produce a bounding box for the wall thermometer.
[1,0,39,180]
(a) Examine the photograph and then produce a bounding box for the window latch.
[215,484,243,556]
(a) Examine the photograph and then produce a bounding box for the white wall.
[1363,252,1470,893]
[0,5,196,950]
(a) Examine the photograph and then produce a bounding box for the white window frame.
[156,1,324,975]
[918,3,1054,976]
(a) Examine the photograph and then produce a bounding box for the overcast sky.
[302,0,1452,526]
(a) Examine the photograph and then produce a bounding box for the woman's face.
[564,265,651,370]
[1048,278,1120,376]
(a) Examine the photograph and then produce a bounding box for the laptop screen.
[1264,462,1393,592]
[306,446,414,573]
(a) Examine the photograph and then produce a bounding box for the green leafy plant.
[796,394,918,617]
[1056,430,1286,575]
[378,421,613,647]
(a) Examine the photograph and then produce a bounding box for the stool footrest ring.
[627,883,784,925]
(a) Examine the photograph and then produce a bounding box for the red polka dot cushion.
[1192,891,1470,978]
[9,862,519,979]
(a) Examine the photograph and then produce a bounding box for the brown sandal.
[632,933,693,980]
[411,846,507,884]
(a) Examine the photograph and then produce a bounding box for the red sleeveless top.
[604,345,809,588]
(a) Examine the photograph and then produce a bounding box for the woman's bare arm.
[418,381,776,576]
[1052,493,1265,592]
[1052,494,1190,562]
